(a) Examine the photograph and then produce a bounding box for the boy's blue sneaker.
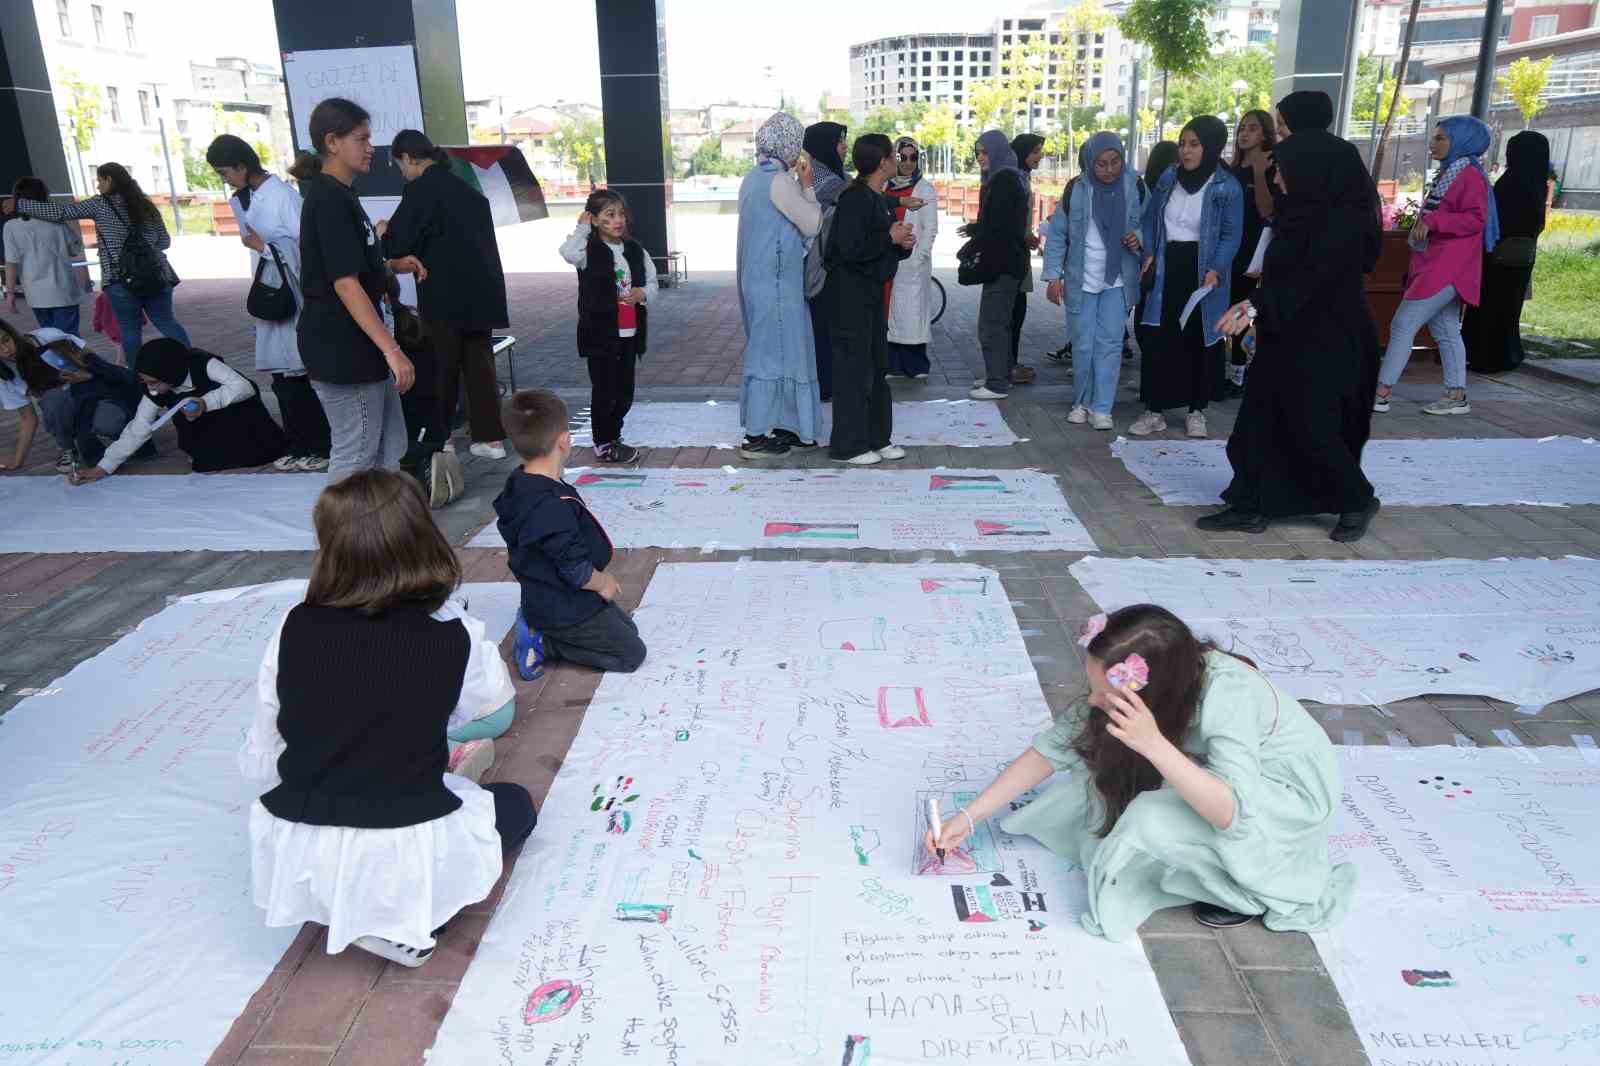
[513,612,546,681]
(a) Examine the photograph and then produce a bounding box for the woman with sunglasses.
[884,137,937,379]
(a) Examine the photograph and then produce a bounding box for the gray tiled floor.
[3,276,1599,1064]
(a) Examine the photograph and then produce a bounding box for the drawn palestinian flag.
[443,145,548,226]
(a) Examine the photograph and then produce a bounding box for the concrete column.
[1272,0,1363,134]
[0,3,70,194]
[270,0,467,197]
[596,0,675,272]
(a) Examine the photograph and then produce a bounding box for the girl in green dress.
[925,604,1354,940]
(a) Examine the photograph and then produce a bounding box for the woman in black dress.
[1464,131,1549,374]
[1202,132,1382,542]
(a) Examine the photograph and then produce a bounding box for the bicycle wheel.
[929,276,948,325]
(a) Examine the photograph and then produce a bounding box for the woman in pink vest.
[1374,115,1497,417]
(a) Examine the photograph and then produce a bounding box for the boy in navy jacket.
[495,390,646,679]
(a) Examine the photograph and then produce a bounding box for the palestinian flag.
[443,145,548,226]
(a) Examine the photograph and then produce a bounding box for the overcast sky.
[191,0,1053,111]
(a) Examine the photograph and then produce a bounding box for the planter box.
[1364,228,1436,355]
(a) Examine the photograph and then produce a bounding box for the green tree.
[1158,46,1274,130]
[1500,55,1555,124]
[911,102,958,175]
[56,67,101,153]
[1052,0,1114,173]
[183,152,221,191]
[560,115,607,185]
[1119,0,1216,139]
[1351,54,1392,126]
[967,37,1049,136]
[1373,0,1423,179]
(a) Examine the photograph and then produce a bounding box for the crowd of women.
[0,97,511,502]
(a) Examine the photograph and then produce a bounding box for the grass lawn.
[1523,243,1600,355]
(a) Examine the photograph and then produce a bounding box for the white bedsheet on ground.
[0,581,521,1065]
[569,399,1020,448]
[1069,555,1600,706]
[429,562,1191,1065]
[1111,436,1600,507]
[0,473,325,553]
[469,467,1097,552]
[1314,745,1600,1066]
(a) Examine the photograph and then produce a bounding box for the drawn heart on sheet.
[990,874,1013,887]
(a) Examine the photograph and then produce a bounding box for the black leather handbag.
[956,236,1005,287]
[246,244,296,321]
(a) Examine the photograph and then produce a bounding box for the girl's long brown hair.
[1075,604,1234,836]
[307,470,460,616]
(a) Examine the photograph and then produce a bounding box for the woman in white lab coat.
[884,136,939,378]
[209,134,331,472]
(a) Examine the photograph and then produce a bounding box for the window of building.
[151,165,162,189]
[955,51,964,60]
[107,85,121,124]
[57,0,71,36]
[923,50,931,60]
[1092,77,1101,88]
[1530,14,1559,39]
[923,65,931,75]
[954,80,962,90]
[939,50,949,60]
[938,65,948,75]
[91,4,104,42]
[137,88,151,125]
[124,11,136,48]
[923,81,931,92]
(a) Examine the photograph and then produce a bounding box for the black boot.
[1331,497,1381,542]
[1195,508,1268,534]
[1193,901,1255,929]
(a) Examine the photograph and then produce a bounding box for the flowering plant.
[1106,654,1149,693]
[1390,197,1423,231]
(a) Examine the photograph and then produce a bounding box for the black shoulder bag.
[246,243,297,321]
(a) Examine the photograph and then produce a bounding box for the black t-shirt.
[296,173,388,384]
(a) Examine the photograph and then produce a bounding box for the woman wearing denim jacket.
[1042,131,1144,432]
[1133,117,1242,440]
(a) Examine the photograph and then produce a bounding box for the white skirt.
[248,773,502,953]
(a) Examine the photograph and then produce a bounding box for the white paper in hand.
[1246,229,1272,276]
[1178,284,1215,329]
[147,401,190,434]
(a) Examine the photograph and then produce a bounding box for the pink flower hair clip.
[1106,654,1149,693]
[1077,614,1107,648]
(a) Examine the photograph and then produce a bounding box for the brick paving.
[4,275,1600,1065]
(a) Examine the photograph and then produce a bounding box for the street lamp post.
[145,83,181,236]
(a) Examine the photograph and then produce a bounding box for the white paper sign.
[1313,746,1600,1066]
[0,581,522,1065]
[1112,436,1600,508]
[467,468,1098,552]
[1177,284,1214,329]
[1069,555,1600,706]
[429,562,1192,1065]
[1245,228,1272,276]
[283,45,423,153]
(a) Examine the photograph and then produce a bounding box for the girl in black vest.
[240,469,534,968]
[70,338,287,482]
[559,190,656,464]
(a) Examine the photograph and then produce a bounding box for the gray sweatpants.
[311,378,408,482]
[979,276,1022,393]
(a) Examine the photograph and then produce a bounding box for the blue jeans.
[1071,287,1127,415]
[104,282,191,364]
[32,304,81,335]
[1380,285,1467,392]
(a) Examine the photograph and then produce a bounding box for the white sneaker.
[1186,411,1207,438]
[447,738,496,783]
[469,441,508,460]
[1129,411,1167,436]
[272,454,299,471]
[353,935,435,969]
[1421,393,1471,416]
[1066,405,1089,424]
[876,444,906,460]
[969,386,1009,400]
[1090,413,1114,431]
[833,450,882,466]
[1372,393,1391,413]
[293,455,330,473]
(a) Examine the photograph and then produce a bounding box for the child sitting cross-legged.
[495,389,647,681]
[240,469,535,969]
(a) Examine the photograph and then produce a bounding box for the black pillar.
[0,4,70,196]
[596,0,675,272]
[270,0,467,197]
[1469,0,1506,119]
[1273,0,1363,133]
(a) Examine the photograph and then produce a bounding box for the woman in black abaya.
[1464,130,1549,373]
[1200,132,1382,543]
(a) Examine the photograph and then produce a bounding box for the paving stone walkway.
[4,274,1600,1065]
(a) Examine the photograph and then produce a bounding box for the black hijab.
[1268,130,1381,274]
[804,122,847,179]
[1495,130,1551,239]
[135,338,194,388]
[1276,91,1334,135]
[1176,116,1227,194]
[1144,141,1179,191]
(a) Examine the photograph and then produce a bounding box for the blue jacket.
[1139,165,1244,347]
[1040,172,1145,314]
[494,470,614,629]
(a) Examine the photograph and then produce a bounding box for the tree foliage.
[687,135,744,178]
[1373,0,1424,178]
[56,67,101,152]
[1500,56,1555,124]
[556,115,606,184]
[1158,47,1274,128]
[1119,0,1216,135]
[1351,54,1393,126]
